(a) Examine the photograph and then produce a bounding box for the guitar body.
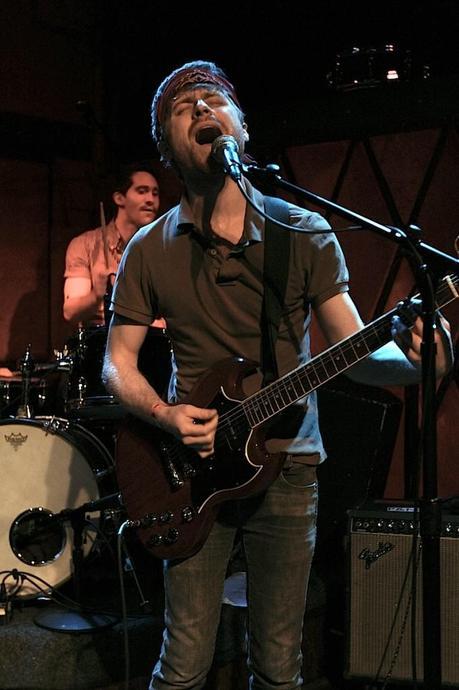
[116,357,286,560]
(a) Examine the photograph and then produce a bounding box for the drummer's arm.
[103,314,162,423]
[63,276,109,324]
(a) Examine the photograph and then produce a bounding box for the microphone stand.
[245,163,458,689]
[34,493,122,633]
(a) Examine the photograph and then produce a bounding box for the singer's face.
[162,86,248,176]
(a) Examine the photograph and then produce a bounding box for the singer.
[103,61,452,689]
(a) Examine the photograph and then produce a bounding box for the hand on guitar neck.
[391,303,453,375]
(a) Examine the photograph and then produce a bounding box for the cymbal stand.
[16,344,35,418]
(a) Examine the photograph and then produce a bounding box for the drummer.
[63,162,161,326]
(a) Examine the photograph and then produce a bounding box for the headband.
[153,66,241,142]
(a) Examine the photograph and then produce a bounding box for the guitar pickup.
[160,442,185,489]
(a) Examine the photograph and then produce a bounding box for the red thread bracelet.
[151,401,167,417]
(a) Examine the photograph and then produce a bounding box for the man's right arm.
[63,276,108,324]
[103,314,218,456]
[103,315,160,421]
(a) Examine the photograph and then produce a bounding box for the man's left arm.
[315,292,454,387]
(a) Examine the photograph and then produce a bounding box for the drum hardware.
[40,415,69,434]
[0,347,58,419]
[64,325,121,418]
[0,417,116,598]
[16,344,35,419]
[9,493,122,569]
[327,44,430,92]
[13,493,123,633]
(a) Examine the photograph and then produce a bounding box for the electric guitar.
[116,274,458,560]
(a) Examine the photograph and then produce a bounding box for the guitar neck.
[239,273,459,428]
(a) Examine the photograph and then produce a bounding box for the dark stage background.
[1,0,458,498]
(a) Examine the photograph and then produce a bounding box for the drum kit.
[0,324,172,603]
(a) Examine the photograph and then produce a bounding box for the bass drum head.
[0,417,113,598]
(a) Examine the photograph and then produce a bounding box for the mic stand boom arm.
[245,163,458,689]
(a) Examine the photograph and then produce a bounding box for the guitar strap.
[261,195,292,385]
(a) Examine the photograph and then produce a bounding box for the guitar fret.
[330,350,347,371]
[262,396,277,416]
[281,383,297,404]
[302,365,321,388]
[274,386,291,407]
[244,403,258,427]
[232,274,458,430]
[322,353,339,377]
[298,368,315,390]
[247,402,263,425]
[291,375,306,398]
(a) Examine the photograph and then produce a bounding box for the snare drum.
[65,325,172,421]
[0,416,115,597]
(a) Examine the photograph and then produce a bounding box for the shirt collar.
[176,179,265,245]
[104,219,124,254]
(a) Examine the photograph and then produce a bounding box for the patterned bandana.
[153,66,241,142]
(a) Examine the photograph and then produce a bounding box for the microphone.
[211,135,242,182]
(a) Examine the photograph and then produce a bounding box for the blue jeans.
[150,461,318,689]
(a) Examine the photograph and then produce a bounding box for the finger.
[185,405,218,421]
[182,434,215,454]
[410,330,422,354]
[182,423,216,442]
[411,316,423,337]
[391,315,413,351]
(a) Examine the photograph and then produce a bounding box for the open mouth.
[195,125,222,145]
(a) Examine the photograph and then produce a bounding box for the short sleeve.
[289,206,349,307]
[64,234,91,279]
[110,236,159,325]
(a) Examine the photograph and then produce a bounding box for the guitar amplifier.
[345,501,459,686]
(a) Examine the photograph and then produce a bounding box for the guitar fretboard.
[217,273,458,442]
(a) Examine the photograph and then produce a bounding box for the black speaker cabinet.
[346,501,459,685]
[316,377,402,547]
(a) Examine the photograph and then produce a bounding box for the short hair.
[112,161,158,195]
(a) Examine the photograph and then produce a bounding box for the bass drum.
[0,417,115,598]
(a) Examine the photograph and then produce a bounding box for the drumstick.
[100,200,110,269]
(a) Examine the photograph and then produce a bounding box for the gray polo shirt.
[111,182,349,460]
